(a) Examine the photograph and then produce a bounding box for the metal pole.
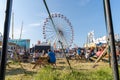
[12,12,14,39]
[16,21,26,73]
[43,0,58,33]
[103,0,111,67]
[0,0,13,80]
[103,0,119,80]
[59,41,73,71]
[19,21,23,40]
[43,0,72,71]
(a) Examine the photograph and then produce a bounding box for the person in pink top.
[96,47,103,57]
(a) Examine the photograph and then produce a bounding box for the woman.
[33,50,39,62]
[96,47,103,57]
[41,50,48,57]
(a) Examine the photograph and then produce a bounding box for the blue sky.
[0,0,120,48]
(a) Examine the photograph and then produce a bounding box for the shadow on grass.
[58,61,66,64]
[92,64,99,68]
[55,65,88,71]
[72,68,89,71]
[55,66,66,70]
[6,68,37,76]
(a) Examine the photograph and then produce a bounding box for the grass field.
[5,58,119,80]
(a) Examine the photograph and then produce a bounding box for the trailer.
[30,44,51,53]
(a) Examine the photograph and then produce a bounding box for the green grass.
[34,65,115,80]
[5,59,120,80]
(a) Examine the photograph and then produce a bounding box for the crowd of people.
[3,43,120,69]
[8,48,56,67]
[67,44,120,62]
[33,49,56,62]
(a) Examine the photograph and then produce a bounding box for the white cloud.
[29,23,41,27]
[28,20,45,27]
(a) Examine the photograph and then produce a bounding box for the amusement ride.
[43,13,74,50]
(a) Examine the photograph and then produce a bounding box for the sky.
[0,0,120,48]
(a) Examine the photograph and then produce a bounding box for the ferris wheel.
[43,13,74,49]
